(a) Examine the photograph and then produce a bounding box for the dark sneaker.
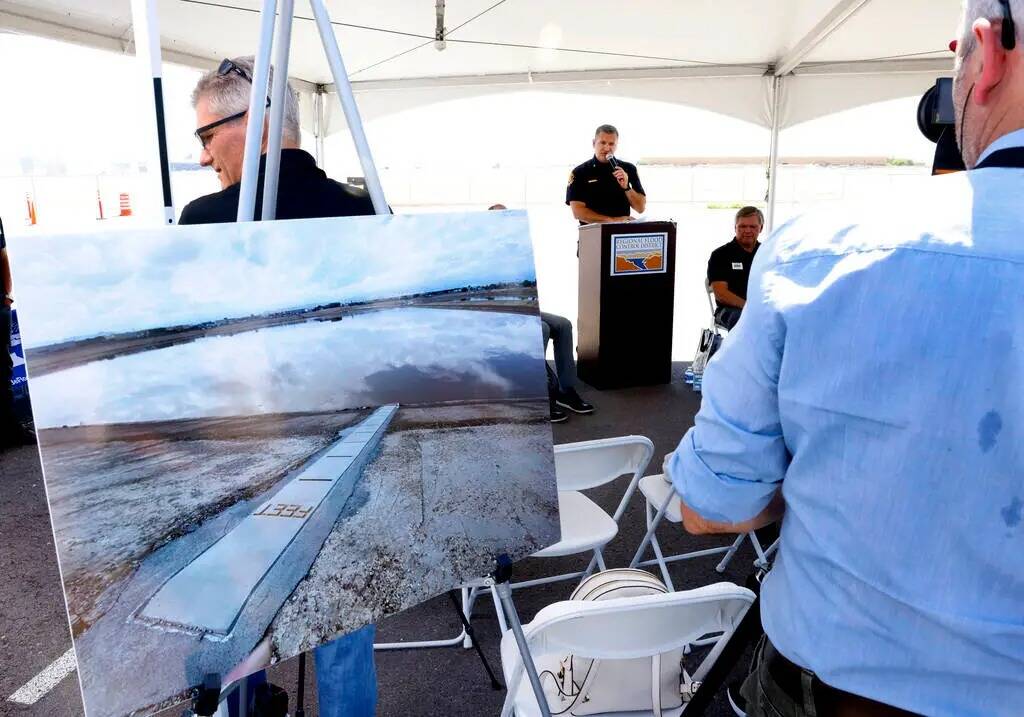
[555,388,594,414]
[549,399,568,423]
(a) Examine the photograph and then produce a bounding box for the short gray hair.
[191,56,301,143]
[958,0,1021,55]
[735,206,764,226]
[594,124,618,137]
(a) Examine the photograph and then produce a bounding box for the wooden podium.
[577,221,676,389]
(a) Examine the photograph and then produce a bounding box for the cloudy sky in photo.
[11,210,536,348]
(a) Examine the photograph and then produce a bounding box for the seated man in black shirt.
[706,206,764,330]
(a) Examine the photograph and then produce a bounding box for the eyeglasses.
[193,59,272,149]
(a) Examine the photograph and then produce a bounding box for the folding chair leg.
[749,531,770,569]
[648,535,675,591]
[641,500,675,591]
[593,548,607,572]
[460,586,474,648]
[715,533,747,573]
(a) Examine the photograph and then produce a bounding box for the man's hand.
[612,167,629,190]
[2,296,11,308]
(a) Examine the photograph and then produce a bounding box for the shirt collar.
[976,128,1024,165]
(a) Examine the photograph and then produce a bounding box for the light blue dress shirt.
[667,133,1024,716]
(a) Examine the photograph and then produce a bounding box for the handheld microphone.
[607,154,619,169]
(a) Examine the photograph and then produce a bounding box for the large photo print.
[10,210,559,716]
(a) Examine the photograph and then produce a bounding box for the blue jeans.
[227,625,376,716]
[315,625,377,717]
[540,312,578,393]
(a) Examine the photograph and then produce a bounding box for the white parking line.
[6,647,77,705]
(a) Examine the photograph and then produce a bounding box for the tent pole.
[261,0,295,221]
[130,0,175,225]
[314,85,327,169]
[766,74,783,233]
[308,0,388,214]
[237,0,278,222]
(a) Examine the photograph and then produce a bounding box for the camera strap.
[974,146,1024,170]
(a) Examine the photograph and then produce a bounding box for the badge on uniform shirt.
[732,262,743,270]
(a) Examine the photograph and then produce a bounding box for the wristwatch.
[3,293,12,304]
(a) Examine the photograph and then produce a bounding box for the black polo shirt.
[565,156,644,222]
[707,238,760,307]
[179,149,376,225]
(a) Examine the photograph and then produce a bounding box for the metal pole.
[261,0,295,221]
[237,0,279,222]
[130,0,175,225]
[237,675,248,717]
[314,86,327,168]
[494,580,552,717]
[765,74,783,233]
[307,0,389,214]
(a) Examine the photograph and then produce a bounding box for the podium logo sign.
[611,233,668,276]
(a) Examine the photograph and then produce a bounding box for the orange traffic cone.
[25,193,36,226]
[119,192,132,217]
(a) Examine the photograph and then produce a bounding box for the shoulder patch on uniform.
[568,171,575,186]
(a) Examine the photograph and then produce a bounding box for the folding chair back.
[554,436,654,493]
[500,583,755,717]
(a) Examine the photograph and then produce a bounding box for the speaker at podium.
[576,221,676,389]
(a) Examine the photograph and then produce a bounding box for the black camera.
[917,78,965,174]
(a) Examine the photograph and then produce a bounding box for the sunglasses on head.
[193,59,272,149]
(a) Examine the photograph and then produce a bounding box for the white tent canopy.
[1,0,962,133]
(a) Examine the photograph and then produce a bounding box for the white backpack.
[550,568,683,716]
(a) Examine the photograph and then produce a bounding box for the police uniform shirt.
[707,239,760,306]
[565,157,645,221]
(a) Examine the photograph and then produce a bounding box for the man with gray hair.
[180,57,378,717]
[179,56,374,223]
[665,1,1024,715]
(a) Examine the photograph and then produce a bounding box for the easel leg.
[447,590,502,690]
[238,675,248,717]
[493,579,552,717]
[295,653,306,717]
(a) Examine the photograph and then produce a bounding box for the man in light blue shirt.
[666,3,1024,715]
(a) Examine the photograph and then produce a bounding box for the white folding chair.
[704,278,728,337]
[375,583,481,650]
[499,582,755,717]
[511,436,655,593]
[630,474,779,592]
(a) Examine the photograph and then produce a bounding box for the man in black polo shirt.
[707,206,764,330]
[566,124,646,224]
[180,56,377,717]
[180,57,374,224]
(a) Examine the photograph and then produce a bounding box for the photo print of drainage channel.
[8,209,559,717]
